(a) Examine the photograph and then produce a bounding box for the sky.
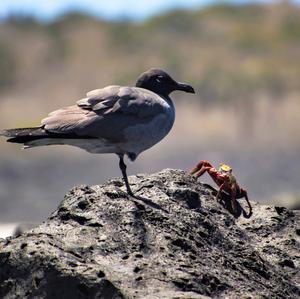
[0,0,291,22]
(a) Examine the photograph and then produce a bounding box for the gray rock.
[0,169,299,299]
[13,223,38,237]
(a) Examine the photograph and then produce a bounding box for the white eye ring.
[156,76,163,83]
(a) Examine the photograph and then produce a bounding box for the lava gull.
[1,68,195,195]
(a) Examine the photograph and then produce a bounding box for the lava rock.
[0,169,299,299]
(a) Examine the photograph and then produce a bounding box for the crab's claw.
[190,166,200,176]
[190,160,211,177]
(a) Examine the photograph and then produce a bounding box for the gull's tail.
[0,127,48,144]
[0,127,96,149]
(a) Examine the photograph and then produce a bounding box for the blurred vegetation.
[0,42,16,90]
[0,3,299,209]
[0,2,299,104]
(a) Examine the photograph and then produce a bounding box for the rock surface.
[0,169,299,299]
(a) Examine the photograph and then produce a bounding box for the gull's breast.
[123,105,175,156]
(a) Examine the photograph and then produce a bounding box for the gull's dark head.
[135,68,195,97]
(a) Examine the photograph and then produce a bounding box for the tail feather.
[1,127,96,145]
[1,127,48,143]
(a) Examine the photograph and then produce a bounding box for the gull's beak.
[176,82,195,94]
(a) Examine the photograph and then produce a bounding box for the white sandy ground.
[0,223,19,239]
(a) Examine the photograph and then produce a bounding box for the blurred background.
[0,0,300,235]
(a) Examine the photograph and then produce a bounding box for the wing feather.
[42,85,168,143]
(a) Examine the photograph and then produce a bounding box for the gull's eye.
[156,76,164,83]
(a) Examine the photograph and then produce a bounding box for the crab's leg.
[196,166,212,178]
[216,183,225,201]
[241,188,252,213]
[190,160,213,177]
[230,185,238,213]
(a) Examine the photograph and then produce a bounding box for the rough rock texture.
[0,169,299,299]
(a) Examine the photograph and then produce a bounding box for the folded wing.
[42,86,166,143]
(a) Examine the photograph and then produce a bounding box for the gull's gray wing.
[41,86,167,142]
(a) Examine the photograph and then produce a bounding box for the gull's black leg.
[118,154,133,196]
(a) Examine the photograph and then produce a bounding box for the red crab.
[190,160,252,214]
